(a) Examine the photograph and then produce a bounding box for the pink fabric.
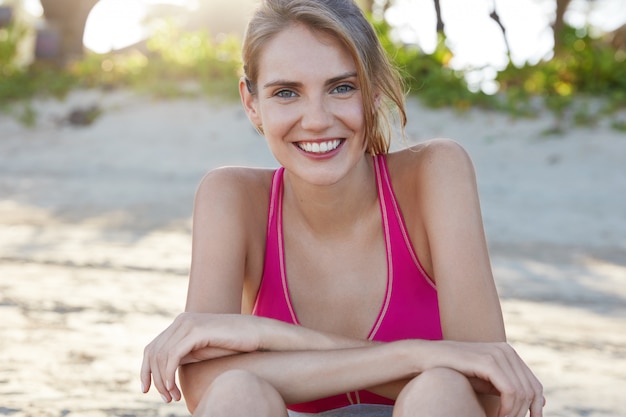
[252,154,442,412]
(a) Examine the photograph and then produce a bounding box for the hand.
[426,341,544,417]
[140,313,263,402]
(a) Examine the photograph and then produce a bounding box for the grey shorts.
[288,404,393,417]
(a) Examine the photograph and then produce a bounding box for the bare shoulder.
[389,139,473,176]
[187,166,275,313]
[195,166,274,212]
[197,165,275,193]
[193,166,275,244]
[387,139,476,191]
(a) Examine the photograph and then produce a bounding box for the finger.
[498,347,533,417]
[151,331,182,403]
[141,316,192,402]
[140,345,152,392]
[140,345,153,393]
[169,380,183,402]
[530,395,544,417]
[161,320,198,394]
[150,351,173,402]
[526,372,544,417]
[164,366,184,402]
[470,344,524,417]
[504,346,544,417]
[494,344,544,417]
[488,348,524,417]
[528,373,544,417]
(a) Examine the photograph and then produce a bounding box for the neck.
[282,155,379,237]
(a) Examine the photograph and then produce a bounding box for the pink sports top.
[252,154,442,413]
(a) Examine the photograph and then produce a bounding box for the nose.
[300,96,333,132]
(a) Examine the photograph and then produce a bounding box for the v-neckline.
[275,155,394,340]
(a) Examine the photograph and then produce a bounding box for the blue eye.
[275,89,297,98]
[333,84,355,94]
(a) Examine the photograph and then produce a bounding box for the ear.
[373,91,382,112]
[239,77,262,127]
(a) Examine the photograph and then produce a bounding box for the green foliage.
[0,65,77,106]
[0,20,25,75]
[374,20,625,131]
[1,15,624,131]
[372,18,495,111]
[497,26,626,117]
[70,20,242,98]
[612,119,626,132]
[138,20,241,97]
[16,101,36,126]
[0,19,242,110]
[70,50,149,89]
[1,19,77,107]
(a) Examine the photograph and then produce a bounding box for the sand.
[0,89,625,416]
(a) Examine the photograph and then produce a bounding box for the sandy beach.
[1,89,625,416]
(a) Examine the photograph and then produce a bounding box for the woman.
[141,0,544,416]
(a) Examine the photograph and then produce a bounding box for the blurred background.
[1,1,625,417]
[0,0,625,125]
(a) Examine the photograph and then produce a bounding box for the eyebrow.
[263,72,358,89]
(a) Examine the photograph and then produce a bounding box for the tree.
[553,0,573,53]
[38,0,99,65]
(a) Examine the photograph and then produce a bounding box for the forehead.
[257,24,356,82]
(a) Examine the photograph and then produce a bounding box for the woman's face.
[241,24,367,187]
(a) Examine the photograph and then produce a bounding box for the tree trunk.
[553,0,572,53]
[489,1,511,62]
[433,0,444,34]
[38,0,100,65]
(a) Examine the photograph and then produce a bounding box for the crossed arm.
[140,143,544,416]
[141,313,543,417]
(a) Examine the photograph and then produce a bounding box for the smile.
[297,139,343,154]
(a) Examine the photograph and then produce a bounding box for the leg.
[192,369,289,417]
[393,368,486,417]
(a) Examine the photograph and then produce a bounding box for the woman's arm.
[144,311,541,416]
[401,139,543,416]
[147,313,392,408]
[141,168,394,406]
[141,152,542,416]
[413,140,505,341]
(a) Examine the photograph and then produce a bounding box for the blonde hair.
[242,0,407,154]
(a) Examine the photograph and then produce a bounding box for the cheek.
[260,104,302,137]
[337,100,365,132]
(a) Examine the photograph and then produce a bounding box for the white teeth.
[298,140,341,154]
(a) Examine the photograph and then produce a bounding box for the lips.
[296,139,343,154]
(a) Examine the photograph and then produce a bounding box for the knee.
[408,367,473,392]
[394,368,484,417]
[193,370,286,417]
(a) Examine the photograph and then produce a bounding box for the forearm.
[180,340,419,410]
[256,315,377,351]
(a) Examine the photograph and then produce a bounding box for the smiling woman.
[139,1,544,417]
